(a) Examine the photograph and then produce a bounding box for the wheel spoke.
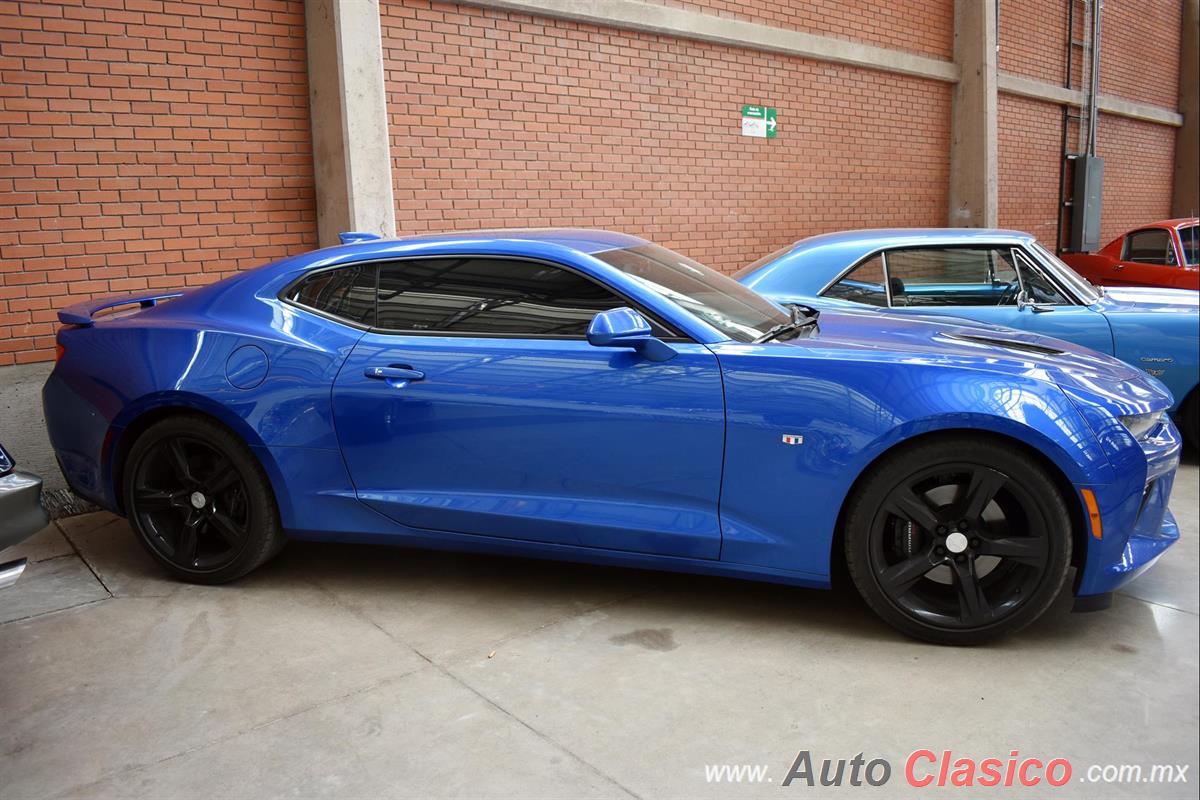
[951,558,992,626]
[885,488,941,531]
[978,535,1046,566]
[164,438,193,483]
[175,514,202,565]
[208,511,244,547]
[958,467,1007,522]
[134,488,176,511]
[204,461,241,496]
[878,553,938,595]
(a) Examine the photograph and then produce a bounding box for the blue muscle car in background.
[738,228,1200,447]
[43,229,1181,644]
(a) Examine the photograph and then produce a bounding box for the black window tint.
[823,254,887,307]
[1124,229,1175,265]
[287,265,376,325]
[375,258,631,337]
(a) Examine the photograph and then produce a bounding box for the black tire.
[122,414,285,584]
[844,436,1072,645]
[1178,390,1198,451]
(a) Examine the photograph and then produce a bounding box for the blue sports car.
[737,228,1200,446]
[44,229,1181,644]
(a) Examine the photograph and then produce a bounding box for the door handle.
[1113,264,1124,271]
[364,365,425,383]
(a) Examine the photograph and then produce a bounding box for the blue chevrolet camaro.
[43,229,1182,644]
[737,228,1200,446]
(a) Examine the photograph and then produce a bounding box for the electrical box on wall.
[1070,156,1104,252]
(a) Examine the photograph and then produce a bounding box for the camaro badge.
[781,434,804,445]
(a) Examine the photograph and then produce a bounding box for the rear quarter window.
[286,265,377,326]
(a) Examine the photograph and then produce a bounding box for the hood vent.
[939,333,1065,356]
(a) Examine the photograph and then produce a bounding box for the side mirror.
[1016,290,1054,313]
[587,308,676,362]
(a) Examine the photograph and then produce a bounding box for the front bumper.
[1076,416,1182,598]
[0,469,48,552]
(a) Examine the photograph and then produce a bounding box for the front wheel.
[844,437,1072,645]
[122,415,286,584]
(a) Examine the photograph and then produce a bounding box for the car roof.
[323,228,650,256]
[787,227,1037,252]
[739,228,1044,293]
[1131,218,1199,231]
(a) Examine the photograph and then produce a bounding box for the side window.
[1180,225,1198,266]
[375,258,648,337]
[885,248,1018,307]
[822,254,888,307]
[1123,229,1176,265]
[286,265,376,325]
[1013,249,1070,304]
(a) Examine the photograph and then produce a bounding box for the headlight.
[1118,412,1162,441]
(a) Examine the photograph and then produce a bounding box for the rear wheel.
[844,437,1072,645]
[123,415,285,584]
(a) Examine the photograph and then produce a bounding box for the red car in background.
[1062,218,1199,290]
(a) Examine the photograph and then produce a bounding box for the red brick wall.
[1100,0,1181,108]
[998,0,1067,86]
[996,0,1181,251]
[382,0,952,274]
[997,94,1062,246]
[644,0,953,59]
[0,0,1187,363]
[1097,113,1176,243]
[0,0,316,366]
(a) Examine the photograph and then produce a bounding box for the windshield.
[1180,224,1198,266]
[1030,241,1101,304]
[593,244,790,342]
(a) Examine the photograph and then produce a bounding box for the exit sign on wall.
[741,105,777,138]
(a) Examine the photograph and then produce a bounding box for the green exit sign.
[741,105,777,138]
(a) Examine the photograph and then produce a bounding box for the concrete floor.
[0,453,1196,798]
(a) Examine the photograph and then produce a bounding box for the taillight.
[55,330,66,364]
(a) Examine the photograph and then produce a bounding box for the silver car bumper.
[0,470,48,588]
[0,558,26,589]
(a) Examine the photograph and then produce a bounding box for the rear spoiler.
[57,291,185,327]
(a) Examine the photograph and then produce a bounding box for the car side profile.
[738,228,1200,447]
[1061,218,1199,291]
[44,230,1181,644]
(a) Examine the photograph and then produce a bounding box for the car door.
[825,245,1114,353]
[327,255,726,559]
[1117,228,1179,287]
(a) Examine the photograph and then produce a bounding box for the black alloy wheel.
[124,415,285,583]
[845,437,1071,645]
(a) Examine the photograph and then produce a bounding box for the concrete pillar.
[305,0,396,246]
[1173,0,1199,218]
[948,0,999,227]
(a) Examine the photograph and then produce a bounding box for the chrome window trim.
[1011,247,1076,307]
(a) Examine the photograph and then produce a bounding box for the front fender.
[1107,313,1199,413]
[712,344,1112,578]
